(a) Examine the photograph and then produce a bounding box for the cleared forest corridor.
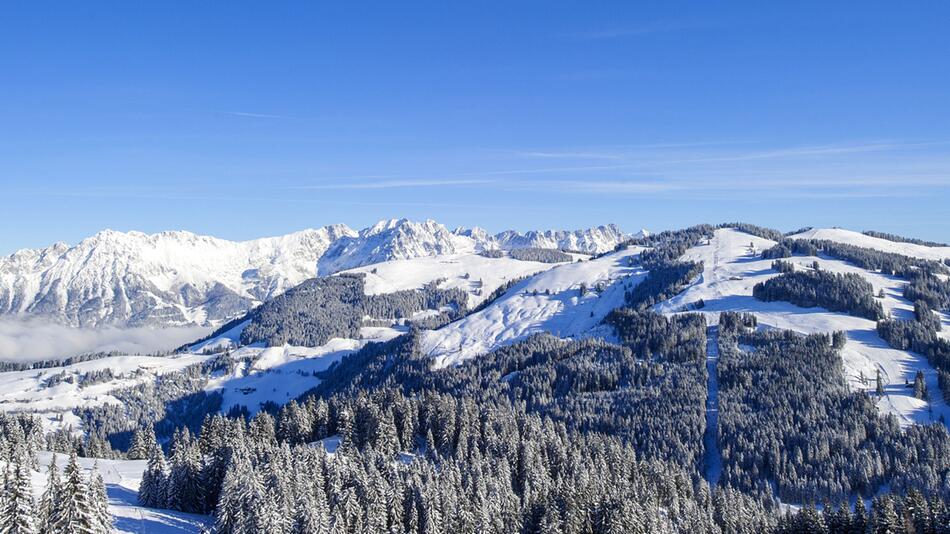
[703,325,722,486]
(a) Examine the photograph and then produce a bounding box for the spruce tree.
[88,464,112,534]
[138,446,169,508]
[50,452,95,534]
[38,455,61,534]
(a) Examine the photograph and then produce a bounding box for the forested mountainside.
[3,222,950,533]
[0,220,630,329]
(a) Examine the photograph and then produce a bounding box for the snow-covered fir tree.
[1,461,37,534]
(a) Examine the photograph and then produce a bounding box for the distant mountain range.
[0,219,640,328]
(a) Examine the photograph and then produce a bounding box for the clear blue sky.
[2,1,949,253]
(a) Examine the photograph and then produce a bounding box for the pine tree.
[2,462,38,534]
[50,452,95,534]
[138,445,169,508]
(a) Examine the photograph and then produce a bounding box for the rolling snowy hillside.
[421,246,647,367]
[789,227,950,263]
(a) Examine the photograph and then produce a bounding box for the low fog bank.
[0,318,212,362]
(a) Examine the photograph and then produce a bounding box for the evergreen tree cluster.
[604,309,707,363]
[716,223,785,242]
[0,413,43,468]
[623,260,704,311]
[752,267,885,320]
[626,225,713,269]
[308,327,710,470]
[78,355,230,452]
[2,452,113,534]
[863,230,950,248]
[717,313,950,503]
[477,249,506,258]
[904,270,950,312]
[776,490,950,534]
[878,300,950,403]
[164,389,776,534]
[762,238,948,276]
[236,274,469,347]
[508,247,574,263]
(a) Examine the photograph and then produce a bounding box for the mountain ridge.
[1,219,635,328]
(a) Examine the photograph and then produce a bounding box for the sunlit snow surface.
[422,247,647,368]
[27,452,212,533]
[788,228,950,263]
[656,228,950,428]
[0,354,213,433]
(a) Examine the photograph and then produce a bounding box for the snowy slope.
[421,247,647,367]
[0,225,355,328]
[656,228,950,428]
[340,252,574,307]
[0,353,212,433]
[203,326,403,415]
[31,451,211,533]
[789,228,950,262]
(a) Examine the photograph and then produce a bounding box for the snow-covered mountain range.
[0,219,636,328]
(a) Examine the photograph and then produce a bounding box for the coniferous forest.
[4,223,950,534]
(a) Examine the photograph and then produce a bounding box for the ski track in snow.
[657,228,950,429]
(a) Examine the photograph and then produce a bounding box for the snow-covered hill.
[421,246,647,367]
[788,227,950,262]
[657,228,950,428]
[340,251,577,308]
[0,225,355,328]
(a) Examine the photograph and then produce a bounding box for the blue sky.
[2,1,949,253]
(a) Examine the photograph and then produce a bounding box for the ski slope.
[657,228,950,428]
[421,247,647,368]
[341,252,577,306]
[789,228,950,262]
[27,451,211,533]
